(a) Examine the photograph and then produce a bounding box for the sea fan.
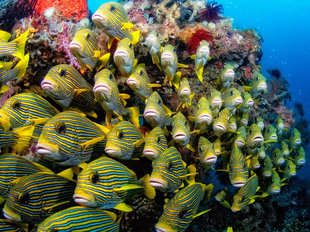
[186,29,213,54]
[198,1,224,23]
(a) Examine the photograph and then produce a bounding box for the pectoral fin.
[114,202,133,212]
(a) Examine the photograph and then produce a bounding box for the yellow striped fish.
[275,116,284,132]
[244,73,267,98]
[0,29,29,60]
[220,64,235,89]
[246,124,264,150]
[271,148,284,166]
[256,117,264,130]
[155,183,213,232]
[221,88,243,112]
[198,136,217,167]
[105,121,144,160]
[231,173,259,212]
[0,153,52,198]
[208,88,222,111]
[294,146,306,166]
[267,169,281,194]
[0,218,27,232]
[191,40,211,83]
[213,108,230,137]
[69,29,110,71]
[74,156,155,212]
[36,111,108,166]
[172,112,191,148]
[229,143,249,187]
[3,173,76,224]
[239,92,254,113]
[113,37,136,77]
[145,31,162,70]
[228,116,237,132]
[177,77,195,110]
[264,124,278,144]
[262,155,273,177]
[144,91,173,128]
[284,160,296,179]
[191,96,212,134]
[290,128,301,149]
[149,147,195,193]
[143,127,168,160]
[0,93,59,136]
[93,68,128,126]
[281,140,290,156]
[235,126,247,148]
[40,64,96,112]
[240,111,249,127]
[37,206,120,232]
[257,145,266,159]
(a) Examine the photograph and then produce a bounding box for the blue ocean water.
[87,0,310,178]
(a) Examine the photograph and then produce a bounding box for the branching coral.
[186,29,213,54]
[275,105,295,129]
[127,8,147,24]
[198,1,224,23]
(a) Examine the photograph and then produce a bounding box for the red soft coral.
[186,29,213,54]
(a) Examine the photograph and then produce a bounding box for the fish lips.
[144,109,159,119]
[232,180,246,188]
[197,114,212,124]
[232,97,243,105]
[105,147,122,158]
[253,135,264,143]
[69,41,83,52]
[161,52,174,61]
[126,78,139,87]
[93,83,110,94]
[172,132,188,144]
[3,207,21,222]
[258,82,267,90]
[235,140,245,147]
[41,80,56,90]
[204,155,217,164]
[143,149,158,159]
[36,143,59,159]
[114,50,130,62]
[92,13,107,27]
[213,123,227,132]
[149,177,168,190]
[179,88,190,97]
[271,188,281,194]
[73,193,97,207]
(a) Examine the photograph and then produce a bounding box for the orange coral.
[179,24,204,44]
[34,0,88,21]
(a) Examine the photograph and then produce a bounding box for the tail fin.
[0,30,12,42]
[11,125,35,154]
[15,53,29,79]
[140,174,156,199]
[12,29,29,60]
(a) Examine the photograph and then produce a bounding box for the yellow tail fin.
[13,29,29,60]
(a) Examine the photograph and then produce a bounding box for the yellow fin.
[248,199,255,204]
[186,143,195,152]
[119,93,130,100]
[12,125,35,154]
[57,168,76,182]
[121,22,134,30]
[114,202,133,212]
[12,29,29,60]
[163,105,173,116]
[80,135,106,151]
[85,110,98,119]
[227,226,233,232]
[148,83,161,88]
[243,86,252,92]
[114,184,143,191]
[190,130,200,134]
[0,116,11,131]
[74,88,91,96]
[28,117,50,125]
[44,200,71,212]
[108,38,114,49]
[93,122,110,134]
[193,209,211,218]
[133,59,138,68]
[202,183,214,204]
[93,50,101,59]
[0,30,11,42]
[188,116,194,122]
[140,174,156,199]
[130,30,140,47]
[173,71,182,89]
[0,61,13,69]
[97,53,111,70]
[186,164,196,184]
[0,196,5,205]
[177,63,188,68]
[189,92,195,106]
[196,66,203,83]
[15,53,29,79]
[128,106,140,129]
[78,162,88,170]
[190,55,196,60]
[133,138,144,148]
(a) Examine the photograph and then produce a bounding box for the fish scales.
[229,144,248,187]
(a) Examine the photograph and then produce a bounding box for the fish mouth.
[229,125,237,131]
[211,98,222,107]
[253,163,260,169]
[253,136,264,143]
[69,41,82,50]
[258,153,266,159]
[233,97,243,104]
[289,172,296,176]
[3,208,21,222]
[126,78,138,86]
[93,83,110,94]
[41,81,55,90]
[105,148,121,157]
[232,181,246,188]
[114,50,129,58]
[143,149,157,159]
[149,178,167,189]
[36,143,58,156]
[258,123,264,130]
[155,224,176,232]
[246,100,254,106]
[73,194,97,207]
[225,69,235,76]
[235,140,245,147]
[214,124,226,132]
[173,132,187,142]
[198,114,211,123]
[144,109,159,118]
[204,156,217,164]
[297,160,305,165]
[91,13,106,25]
[263,172,271,177]
[180,88,190,96]
[294,139,301,145]
[276,158,285,165]
[161,52,174,61]
[258,83,267,90]
[269,135,278,140]
[271,188,281,194]
[199,46,210,54]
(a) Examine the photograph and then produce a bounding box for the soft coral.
[186,29,213,54]
[198,1,224,23]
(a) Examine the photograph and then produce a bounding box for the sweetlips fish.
[92,1,139,48]
[191,40,211,83]
[213,138,221,156]
[240,111,249,127]
[104,121,144,160]
[0,29,29,60]
[283,160,296,179]
[228,143,249,187]
[37,206,120,232]
[228,116,237,132]
[69,29,110,72]
[36,111,108,166]
[262,155,273,177]
[155,183,213,232]
[246,123,264,150]
[214,188,232,209]
[257,145,266,159]
[244,73,267,98]
[221,88,243,112]
[208,89,222,111]
[126,64,161,100]
[0,93,59,136]
[149,147,196,192]
[177,77,195,110]
[143,91,173,128]
[189,97,212,134]
[248,155,260,170]
[113,37,137,77]
[294,146,306,166]
[143,127,168,160]
[264,124,278,143]
[275,116,284,133]
[0,218,28,232]
[0,153,53,198]
[239,92,254,113]
[3,173,76,224]
[290,128,301,149]
[267,169,282,194]
[213,108,230,137]
[234,126,247,148]
[172,112,191,148]
[93,68,129,126]
[281,140,290,156]
[231,173,259,212]
[256,117,264,131]
[0,54,29,93]
[198,136,217,167]
[41,64,97,115]
[73,156,155,212]
[271,148,285,166]
[161,44,187,88]
[220,64,235,89]
[145,31,162,71]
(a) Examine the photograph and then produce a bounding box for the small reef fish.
[235,126,247,148]
[0,153,52,197]
[3,173,76,224]
[144,91,173,128]
[220,64,235,89]
[161,44,187,88]
[228,116,237,132]
[281,140,290,156]
[41,64,96,113]
[246,123,264,150]
[0,93,59,135]
[191,40,211,83]
[264,124,278,143]
[149,147,196,192]
[231,173,259,212]
[104,121,144,160]
[172,112,191,148]
[271,148,285,166]
[0,218,28,231]
[93,68,129,125]
[283,160,296,179]
[240,111,249,127]
[155,183,213,232]
[213,108,230,137]
[127,64,161,100]
[0,29,29,60]
[275,116,284,132]
[221,88,243,112]
[74,156,155,212]
[294,146,306,166]
[267,169,282,195]
[143,127,168,160]
[248,155,260,170]
[213,138,222,156]
[208,89,222,111]
[262,155,273,178]
[69,29,110,71]
[244,74,267,98]
[257,145,266,159]
[36,111,108,166]
[256,117,264,130]
[290,128,301,149]
[0,54,29,93]
[177,77,195,110]
[145,31,162,70]
[190,96,212,134]
[198,136,217,167]
[37,206,120,232]
[113,37,136,76]
[239,92,254,113]
[229,143,249,187]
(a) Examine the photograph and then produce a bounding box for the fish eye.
[55,122,66,134]
[173,48,176,53]
[11,100,20,109]
[118,131,124,139]
[179,209,186,218]
[185,121,188,126]
[90,171,99,184]
[156,136,161,143]
[199,147,202,153]
[109,74,113,80]
[158,99,162,104]
[139,70,143,75]
[59,69,66,77]
[18,192,29,204]
[166,162,173,170]
[86,33,90,39]
[110,6,115,11]
[156,33,159,37]
[129,43,133,48]
[230,91,233,96]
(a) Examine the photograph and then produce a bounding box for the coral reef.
[197,1,224,23]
